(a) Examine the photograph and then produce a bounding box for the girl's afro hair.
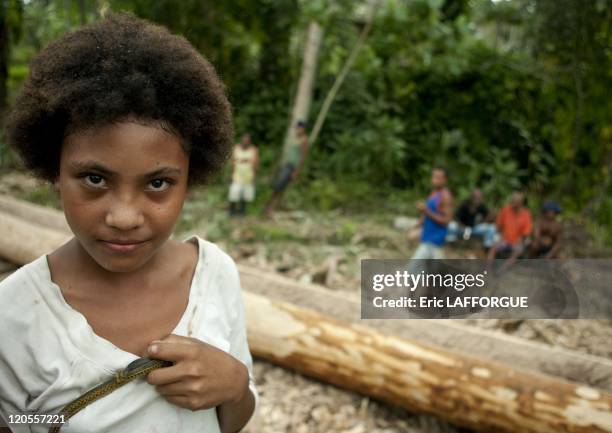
[6,12,234,184]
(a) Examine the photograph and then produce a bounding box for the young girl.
[0,13,257,433]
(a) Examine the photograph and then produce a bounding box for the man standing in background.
[264,121,309,217]
[411,167,454,259]
[229,133,259,216]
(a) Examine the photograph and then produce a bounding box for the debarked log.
[246,291,612,433]
[0,194,71,233]
[237,263,612,393]
[0,211,71,265]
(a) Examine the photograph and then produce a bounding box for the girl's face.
[57,120,190,273]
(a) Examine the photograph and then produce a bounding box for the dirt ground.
[1,171,610,433]
[210,211,611,358]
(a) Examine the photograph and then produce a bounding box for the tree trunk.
[281,21,323,162]
[309,0,380,147]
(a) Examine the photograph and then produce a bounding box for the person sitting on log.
[0,14,257,433]
[529,201,564,259]
[446,187,496,249]
[487,191,533,273]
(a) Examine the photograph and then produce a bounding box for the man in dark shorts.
[530,201,563,258]
[264,121,309,216]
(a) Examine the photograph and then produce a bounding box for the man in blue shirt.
[412,167,454,259]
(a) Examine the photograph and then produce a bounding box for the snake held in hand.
[48,357,172,433]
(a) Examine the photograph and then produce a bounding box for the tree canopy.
[2,0,611,240]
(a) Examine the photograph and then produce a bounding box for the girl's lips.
[100,240,147,253]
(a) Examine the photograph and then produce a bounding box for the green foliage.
[2,0,610,243]
[19,184,60,209]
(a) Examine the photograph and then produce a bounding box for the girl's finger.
[147,339,199,363]
[146,362,187,386]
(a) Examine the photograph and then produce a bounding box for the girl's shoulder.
[0,256,51,328]
[182,235,244,333]
[183,235,241,296]
[0,255,50,294]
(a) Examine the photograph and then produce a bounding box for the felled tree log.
[246,292,612,433]
[1,201,612,433]
[0,211,70,265]
[0,194,71,233]
[238,263,612,393]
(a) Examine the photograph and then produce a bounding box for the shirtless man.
[530,201,563,258]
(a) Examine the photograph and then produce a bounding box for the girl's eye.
[83,174,107,188]
[146,179,170,191]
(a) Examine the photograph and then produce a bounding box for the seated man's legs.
[445,221,463,242]
[498,241,524,272]
[474,223,498,249]
[529,241,553,258]
[487,239,511,270]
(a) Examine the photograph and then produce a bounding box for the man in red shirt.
[487,192,533,272]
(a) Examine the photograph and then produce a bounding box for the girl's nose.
[105,202,144,231]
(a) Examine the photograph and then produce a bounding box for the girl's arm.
[216,384,256,433]
[216,280,258,432]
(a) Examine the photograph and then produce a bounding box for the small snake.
[48,357,172,433]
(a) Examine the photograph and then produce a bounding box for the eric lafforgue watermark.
[371,269,527,309]
[361,259,611,319]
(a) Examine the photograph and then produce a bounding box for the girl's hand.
[144,334,249,411]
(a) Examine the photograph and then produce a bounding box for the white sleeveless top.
[232,146,257,184]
